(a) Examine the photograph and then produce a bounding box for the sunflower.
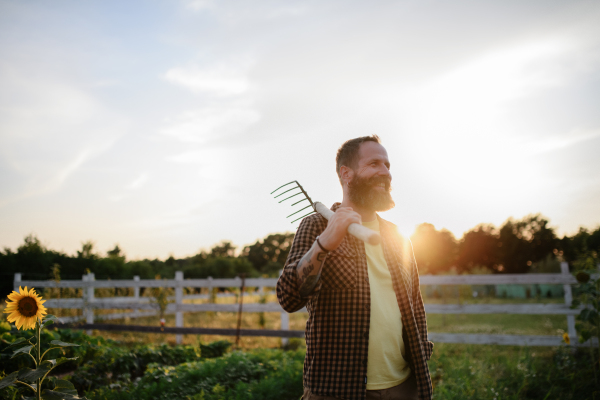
[3,286,47,330]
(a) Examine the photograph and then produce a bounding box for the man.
[277,135,433,400]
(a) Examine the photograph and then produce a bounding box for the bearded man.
[277,135,433,400]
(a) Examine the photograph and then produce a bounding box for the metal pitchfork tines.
[270,180,317,223]
[271,180,381,245]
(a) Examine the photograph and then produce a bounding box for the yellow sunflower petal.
[7,292,20,301]
[6,312,18,323]
[22,318,33,330]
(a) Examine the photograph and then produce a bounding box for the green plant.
[257,292,267,329]
[1,287,84,399]
[149,275,173,323]
[571,253,600,384]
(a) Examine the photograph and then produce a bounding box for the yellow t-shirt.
[363,218,411,390]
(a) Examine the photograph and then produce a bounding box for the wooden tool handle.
[313,201,382,246]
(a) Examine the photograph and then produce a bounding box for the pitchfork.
[271,181,381,245]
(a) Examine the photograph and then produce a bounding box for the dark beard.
[348,174,395,212]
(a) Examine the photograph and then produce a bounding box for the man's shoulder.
[297,211,328,231]
[377,216,411,244]
[377,216,400,235]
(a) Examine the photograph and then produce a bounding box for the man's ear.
[340,165,354,186]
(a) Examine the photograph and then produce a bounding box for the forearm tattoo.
[297,244,328,297]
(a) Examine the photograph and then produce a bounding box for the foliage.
[64,336,229,393]
[1,221,598,300]
[411,223,457,274]
[571,252,600,384]
[429,344,598,399]
[242,233,295,276]
[149,275,173,321]
[0,313,84,400]
[84,348,304,400]
[496,215,558,274]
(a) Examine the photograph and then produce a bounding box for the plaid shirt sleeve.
[276,214,325,313]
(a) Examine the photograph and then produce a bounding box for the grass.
[429,343,599,399]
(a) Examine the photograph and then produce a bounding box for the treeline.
[0,233,294,299]
[1,214,598,298]
[412,214,599,275]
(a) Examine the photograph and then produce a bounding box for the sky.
[1,0,599,260]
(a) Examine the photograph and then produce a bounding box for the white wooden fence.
[13,262,596,347]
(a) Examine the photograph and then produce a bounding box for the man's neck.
[339,198,377,222]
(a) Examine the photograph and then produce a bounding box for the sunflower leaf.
[41,315,59,328]
[11,344,33,358]
[49,340,79,348]
[0,371,19,389]
[41,380,81,399]
[18,364,53,383]
[3,337,26,350]
[42,357,78,370]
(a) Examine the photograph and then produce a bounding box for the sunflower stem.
[14,380,37,394]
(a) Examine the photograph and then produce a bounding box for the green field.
[1,292,598,399]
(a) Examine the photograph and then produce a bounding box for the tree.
[210,241,237,258]
[77,241,96,259]
[560,226,600,264]
[497,214,558,273]
[242,233,295,276]
[456,224,500,273]
[410,223,457,274]
[107,244,124,261]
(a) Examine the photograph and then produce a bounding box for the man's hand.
[295,207,361,297]
[317,207,362,251]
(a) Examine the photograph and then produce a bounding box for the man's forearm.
[297,240,328,297]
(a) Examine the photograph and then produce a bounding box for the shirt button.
[362,360,367,366]
[364,304,369,310]
[363,332,368,338]
[364,277,369,283]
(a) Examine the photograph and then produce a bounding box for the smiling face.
[346,141,395,212]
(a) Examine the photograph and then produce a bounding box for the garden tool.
[271,180,381,245]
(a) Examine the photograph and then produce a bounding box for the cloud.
[184,0,215,12]
[160,106,260,143]
[0,66,127,206]
[126,173,150,190]
[527,128,600,155]
[165,63,252,97]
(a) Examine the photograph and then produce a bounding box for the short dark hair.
[336,135,381,184]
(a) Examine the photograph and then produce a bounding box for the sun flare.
[3,286,47,330]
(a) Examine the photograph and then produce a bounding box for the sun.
[3,286,47,330]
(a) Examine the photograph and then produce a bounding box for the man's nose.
[379,166,391,180]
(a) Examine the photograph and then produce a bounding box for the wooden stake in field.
[236,274,246,347]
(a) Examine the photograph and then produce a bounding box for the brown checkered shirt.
[277,203,433,400]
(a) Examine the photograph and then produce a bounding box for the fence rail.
[12,262,596,347]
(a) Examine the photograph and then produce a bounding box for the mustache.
[349,175,392,191]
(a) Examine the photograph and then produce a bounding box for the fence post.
[279,269,289,346]
[175,271,183,345]
[561,262,577,344]
[83,273,95,335]
[14,273,22,292]
[133,276,140,318]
